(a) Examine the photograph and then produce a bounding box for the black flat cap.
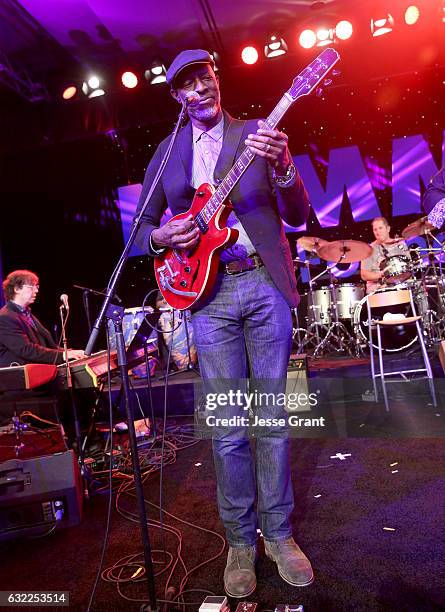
[166,49,214,86]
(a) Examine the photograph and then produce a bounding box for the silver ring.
[266,144,271,153]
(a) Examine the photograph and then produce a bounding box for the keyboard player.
[0,270,84,369]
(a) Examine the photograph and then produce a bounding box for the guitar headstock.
[288,48,340,101]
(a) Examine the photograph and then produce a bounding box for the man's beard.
[189,100,220,122]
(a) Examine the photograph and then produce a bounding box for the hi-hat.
[297,236,330,252]
[402,216,436,239]
[293,256,320,267]
[318,239,372,263]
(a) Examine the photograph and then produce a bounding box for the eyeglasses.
[22,284,39,290]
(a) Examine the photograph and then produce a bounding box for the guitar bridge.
[157,263,198,298]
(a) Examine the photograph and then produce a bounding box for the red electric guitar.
[155,47,340,310]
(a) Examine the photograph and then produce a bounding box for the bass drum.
[353,288,417,352]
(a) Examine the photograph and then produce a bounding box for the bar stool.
[367,287,437,412]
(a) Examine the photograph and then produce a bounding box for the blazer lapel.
[213,112,246,182]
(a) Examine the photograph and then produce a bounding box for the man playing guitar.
[134,49,313,598]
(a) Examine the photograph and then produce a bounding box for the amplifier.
[286,354,309,413]
[0,449,82,541]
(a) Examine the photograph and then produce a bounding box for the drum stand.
[313,266,356,358]
[295,261,330,353]
[291,306,307,354]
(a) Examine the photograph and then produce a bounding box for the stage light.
[316,28,335,46]
[82,75,105,98]
[145,62,167,85]
[62,85,77,100]
[121,71,138,89]
[335,20,353,40]
[88,75,100,89]
[209,50,220,71]
[241,46,259,65]
[404,5,420,25]
[88,89,105,98]
[264,34,288,58]
[299,29,317,49]
[371,13,394,37]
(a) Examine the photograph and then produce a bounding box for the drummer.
[360,216,409,293]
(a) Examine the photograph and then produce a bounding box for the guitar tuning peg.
[323,78,333,86]
[315,87,324,97]
[332,69,341,77]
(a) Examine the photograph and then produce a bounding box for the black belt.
[218,254,264,275]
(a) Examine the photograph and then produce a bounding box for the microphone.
[184,91,200,106]
[60,294,69,310]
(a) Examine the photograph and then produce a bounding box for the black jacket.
[0,301,64,367]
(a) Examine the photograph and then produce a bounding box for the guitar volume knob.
[184,266,191,273]
[180,280,187,287]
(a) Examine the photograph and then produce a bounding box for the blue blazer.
[134,111,310,307]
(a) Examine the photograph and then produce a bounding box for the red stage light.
[241,46,259,65]
[335,20,353,40]
[299,29,316,49]
[371,14,394,37]
[316,28,333,46]
[62,85,77,100]
[121,71,138,89]
[404,5,420,25]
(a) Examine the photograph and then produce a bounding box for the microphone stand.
[83,99,191,612]
[60,304,84,472]
[73,284,123,337]
[83,290,92,334]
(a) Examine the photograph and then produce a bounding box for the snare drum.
[353,285,417,352]
[381,254,412,283]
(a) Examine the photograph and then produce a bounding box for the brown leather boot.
[264,537,314,586]
[223,545,257,598]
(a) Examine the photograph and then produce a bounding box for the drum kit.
[293,216,445,356]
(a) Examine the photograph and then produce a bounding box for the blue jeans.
[191,266,294,546]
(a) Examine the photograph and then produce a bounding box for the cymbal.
[297,236,330,252]
[402,216,435,239]
[318,239,373,263]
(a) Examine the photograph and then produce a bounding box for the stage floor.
[0,432,444,611]
[0,350,444,610]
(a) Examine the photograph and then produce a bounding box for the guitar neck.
[200,48,339,223]
[201,93,294,222]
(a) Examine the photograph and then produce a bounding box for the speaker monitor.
[0,450,82,542]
